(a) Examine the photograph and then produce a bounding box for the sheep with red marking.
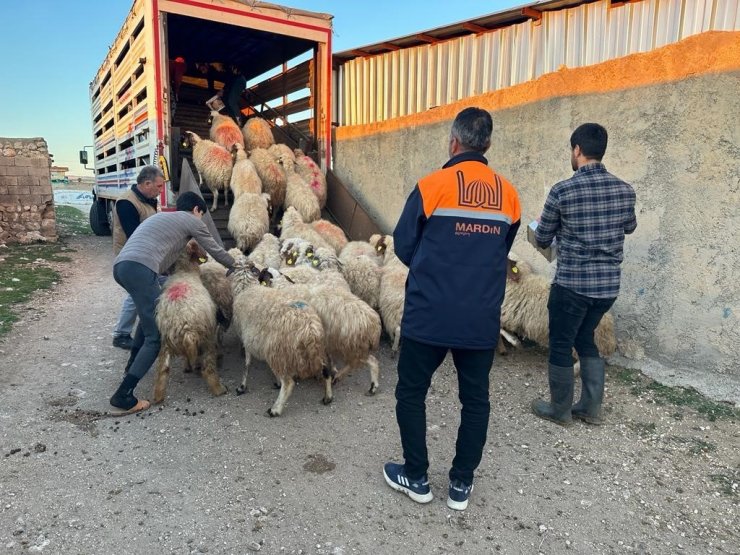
[249,147,286,213]
[294,148,327,208]
[230,144,262,200]
[153,240,227,404]
[209,110,244,151]
[185,131,232,212]
[242,117,275,151]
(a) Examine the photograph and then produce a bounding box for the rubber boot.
[531,363,574,426]
[572,357,605,425]
[110,374,141,410]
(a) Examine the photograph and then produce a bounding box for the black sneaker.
[112,335,134,350]
[447,479,473,511]
[383,462,433,504]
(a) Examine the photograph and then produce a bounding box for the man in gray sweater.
[109,192,236,414]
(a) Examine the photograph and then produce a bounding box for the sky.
[0,0,522,176]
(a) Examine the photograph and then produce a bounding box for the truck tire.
[89,200,111,236]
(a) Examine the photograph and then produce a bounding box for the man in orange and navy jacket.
[383,107,521,512]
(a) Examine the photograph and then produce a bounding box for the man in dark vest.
[111,166,163,349]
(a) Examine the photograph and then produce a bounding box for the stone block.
[8,186,31,196]
[41,218,56,232]
[8,167,28,176]
[28,195,43,205]
[17,176,38,187]
[0,156,15,166]
[1,177,18,187]
[14,157,33,167]
[1,149,16,158]
[26,222,41,231]
[30,158,49,168]
[0,186,7,195]
[29,166,50,178]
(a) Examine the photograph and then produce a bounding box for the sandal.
[110,399,151,416]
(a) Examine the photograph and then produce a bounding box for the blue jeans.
[113,261,162,379]
[113,275,167,338]
[395,337,495,485]
[548,284,615,367]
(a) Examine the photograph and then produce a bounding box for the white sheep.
[268,143,296,170]
[231,262,330,417]
[500,257,617,361]
[284,173,321,223]
[242,117,275,151]
[230,144,262,200]
[294,148,327,208]
[340,242,382,310]
[267,266,381,395]
[209,110,245,151]
[228,192,271,253]
[199,256,233,349]
[310,219,348,255]
[185,131,232,212]
[247,233,283,270]
[249,147,286,212]
[152,241,227,403]
[372,235,407,352]
[279,206,333,251]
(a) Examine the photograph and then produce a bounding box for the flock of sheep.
[152,114,617,416]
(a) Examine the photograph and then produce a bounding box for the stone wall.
[0,138,57,245]
[332,33,740,403]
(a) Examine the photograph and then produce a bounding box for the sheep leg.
[235,352,252,395]
[500,329,521,350]
[392,326,401,352]
[321,366,334,405]
[210,187,219,212]
[365,354,380,396]
[224,185,230,208]
[152,349,172,404]
[267,377,296,417]
[201,348,227,396]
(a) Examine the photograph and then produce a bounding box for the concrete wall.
[0,138,56,245]
[333,33,740,403]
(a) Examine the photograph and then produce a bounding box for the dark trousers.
[548,284,615,367]
[395,337,494,485]
[113,261,162,380]
[223,75,246,124]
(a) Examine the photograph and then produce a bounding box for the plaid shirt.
[536,163,636,299]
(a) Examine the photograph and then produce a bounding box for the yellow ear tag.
[287,259,294,265]
[199,257,207,263]
[512,267,519,274]
[260,281,267,286]
[312,259,319,267]
[376,246,382,251]
[306,251,314,258]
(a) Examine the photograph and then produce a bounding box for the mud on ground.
[0,236,737,554]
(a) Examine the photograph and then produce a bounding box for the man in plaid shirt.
[532,123,637,426]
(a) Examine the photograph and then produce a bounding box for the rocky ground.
[0,235,737,554]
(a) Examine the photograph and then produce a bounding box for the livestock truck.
[82,0,333,237]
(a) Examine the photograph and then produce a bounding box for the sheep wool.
[186,131,232,212]
[209,110,245,151]
[268,143,296,172]
[310,219,348,254]
[230,144,262,199]
[199,257,234,345]
[285,173,321,223]
[228,192,271,253]
[231,265,329,416]
[294,149,327,208]
[279,206,332,251]
[339,246,382,310]
[153,245,227,404]
[247,233,283,270]
[242,117,275,151]
[249,147,286,210]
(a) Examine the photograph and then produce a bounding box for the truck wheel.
[89,200,111,236]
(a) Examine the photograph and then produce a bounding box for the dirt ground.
[0,235,737,555]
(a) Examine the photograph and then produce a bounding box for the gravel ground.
[0,235,737,554]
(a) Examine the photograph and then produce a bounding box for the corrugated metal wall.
[336,0,740,126]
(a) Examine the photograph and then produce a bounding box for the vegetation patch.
[55,205,93,238]
[609,366,739,422]
[709,470,739,497]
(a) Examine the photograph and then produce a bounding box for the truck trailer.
[83,0,333,237]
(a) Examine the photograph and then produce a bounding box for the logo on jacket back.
[457,170,502,210]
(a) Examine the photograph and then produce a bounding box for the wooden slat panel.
[247,60,312,105]
[267,95,311,119]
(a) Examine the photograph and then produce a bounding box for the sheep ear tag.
[306,251,314,258]
[198,257,207,264]
[260,281,267,286]
[312,258,319,267]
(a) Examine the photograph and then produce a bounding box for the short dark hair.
[570,123,608,160]
[136,165,164,185]
[450,107,493,153]
[176,192,207,213]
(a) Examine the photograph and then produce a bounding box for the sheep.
[249,147,286,212]
[266,266,381,395]
[284,240,351,292]
[284,172,321,223]
[199,257,233,349]
[310,219,348,254]
[294,148,327,208]
[372,235,407,351]
[152,240,227,404]
[230,144,262,199]
[209,110,245,151]
[340,242,382,310]
[242,117,275,151]
[230,262,330,416]
[268,143,296,170]
[185,131,232,212]
[279,206,333,251]
[247,233,283,270]
[228,192,271,253]
[500,256,617,363]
